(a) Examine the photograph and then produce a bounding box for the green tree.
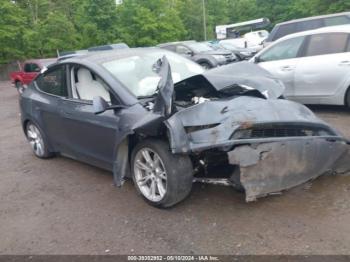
[116,0,186,46]
[75,0,119,47]
[0,0,26,63]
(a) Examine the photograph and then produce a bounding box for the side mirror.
[185,50,193,56]
[93,96,126,115]
[254,56,261,63]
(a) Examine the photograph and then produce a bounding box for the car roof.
[276,12,350,26]
[157,41,196,47]
[271,24,350,44]
[25,58,57,64]
[57,47,175,65]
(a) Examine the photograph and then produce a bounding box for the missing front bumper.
[227,139,350,202]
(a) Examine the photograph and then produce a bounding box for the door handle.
[280,65,294,71]
[339,61,350,66]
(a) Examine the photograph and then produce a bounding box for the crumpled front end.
[165,96,342,153]
[228,139,350,202]
[165,95,350,201]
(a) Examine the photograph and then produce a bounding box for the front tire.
[131,139,193,208]
[25,121,53,158]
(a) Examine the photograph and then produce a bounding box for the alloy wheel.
[134,148,167,202]
[27,124,45,157]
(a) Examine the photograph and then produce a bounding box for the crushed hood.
[176,61,285,99]
[152,58,285,118]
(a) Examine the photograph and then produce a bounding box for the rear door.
[293,32,350,104]
[33,65,69,150]
[256,36,306,98]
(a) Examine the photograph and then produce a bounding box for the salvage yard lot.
[1,80,350,255]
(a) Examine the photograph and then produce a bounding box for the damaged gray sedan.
[20,48,350,207]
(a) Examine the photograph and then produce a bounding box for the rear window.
[305,33,349,57]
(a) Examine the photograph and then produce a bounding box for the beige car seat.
[76,68,110,101]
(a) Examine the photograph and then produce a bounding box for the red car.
[9,59,56,91]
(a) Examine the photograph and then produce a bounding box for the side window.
[259,36,305,62]
[324,15,350,26]
[296,19,323,32]
[164,45,176,52]
[71,66,111,102]
[35,66,67,97]
[24,63,32,72]
[272,24,296,41]
[176,45,192,55]
[305,33,348,57]
[31,63,41,72]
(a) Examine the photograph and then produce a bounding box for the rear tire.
[131,139,193,208]
[25,121,53,158]
[346,88,350,108]
[15,81,24,94]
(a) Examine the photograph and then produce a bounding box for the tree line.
[0,0,349,63]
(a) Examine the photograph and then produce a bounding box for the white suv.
[252,25,350,106]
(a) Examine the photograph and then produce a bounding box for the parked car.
[252,25,350,106]
[20,48,349,207]
[264,12,350,46]
[157,41,237,69]
[9,59,56,92]
[87,43,129,51]
[57,43,130,61]
[208,41,258,60]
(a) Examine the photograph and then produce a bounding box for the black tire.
[15,81,24,94]
[131,139,193,208]
[345,88,350,108]
[25,121,53,159]
[199,62,213,70]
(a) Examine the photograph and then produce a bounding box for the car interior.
[71,67,111,102]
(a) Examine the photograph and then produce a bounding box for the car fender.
[193,54,218,67]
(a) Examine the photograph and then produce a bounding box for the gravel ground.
[1,81,350,255]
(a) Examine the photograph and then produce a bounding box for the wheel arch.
[112,122,170,187]
[22,118,55,153]
[344,85,350,107]
[194,56,217,68]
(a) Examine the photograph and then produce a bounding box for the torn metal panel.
[165,96,340,153]
[152,56,174,117]
[228,139,350,202]
[111,103,165,186]
[175,61,285,99]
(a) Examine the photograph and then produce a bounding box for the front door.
[58,66,122,170]
[257,36,306,99]
[293,32,350,104]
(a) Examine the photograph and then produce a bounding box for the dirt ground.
[1,81,350,255]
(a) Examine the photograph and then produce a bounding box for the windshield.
[102,51,204,97]
[186,42,213,52]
